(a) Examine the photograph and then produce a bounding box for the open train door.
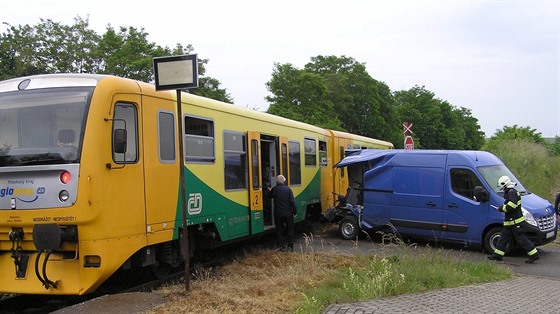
[248,131,263,234]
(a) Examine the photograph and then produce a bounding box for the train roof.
[1,73,330,135]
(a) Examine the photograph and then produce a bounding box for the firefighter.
[487,175,540,263]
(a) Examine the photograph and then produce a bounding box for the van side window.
[450,168,483,199]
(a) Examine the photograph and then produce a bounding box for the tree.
[394,86,485,149]
[482,125,546,153]
[487,125,545,143]
[304,56,399,142]
[194,76,233,103]
[456,107,486,150]
[266,63,341,129]
[0,16,232,103]
[0,17,101,78]
[550,136,560,156]
[0,23,41,79]
[266,56,400,142]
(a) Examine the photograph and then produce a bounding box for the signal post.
[403,122,414,150]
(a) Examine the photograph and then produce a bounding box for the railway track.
[0,232,278,313]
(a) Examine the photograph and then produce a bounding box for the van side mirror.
[113,128,127,154]
[473,186,489,203]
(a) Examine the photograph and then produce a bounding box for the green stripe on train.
[173,167,322,241]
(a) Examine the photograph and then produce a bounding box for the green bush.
[483,139,560,202]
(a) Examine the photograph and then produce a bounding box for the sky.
[1,0,559,138]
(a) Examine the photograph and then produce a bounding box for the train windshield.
[0,87,92,167]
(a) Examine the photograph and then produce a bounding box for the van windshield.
[0,87,92,167]
[478,164,528,195]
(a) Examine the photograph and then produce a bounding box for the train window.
[319,140,327,167]
[185,116,214,163]
[289,141,301,185]
[158,110,176,163]
[224,131,247,190]
[251,139,259,190]
[113,103,138,163]
[304,138,316,167]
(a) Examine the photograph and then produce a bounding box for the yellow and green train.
[0,74,393,295]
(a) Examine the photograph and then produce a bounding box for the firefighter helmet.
[498,176,512,190]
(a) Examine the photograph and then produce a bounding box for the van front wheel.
[339,216,359,240]
[484,227,513,255]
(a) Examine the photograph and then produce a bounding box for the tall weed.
[295,249,511,313]
[484,139,560,201]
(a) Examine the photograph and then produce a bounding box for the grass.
[484,139,560,202]
[149,229,512,314]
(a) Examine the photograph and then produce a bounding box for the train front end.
[0,75,115,295]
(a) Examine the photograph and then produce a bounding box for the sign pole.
[176,89,190,291]
[153,54,198,293]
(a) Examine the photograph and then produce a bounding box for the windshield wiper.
[2,153,66,166]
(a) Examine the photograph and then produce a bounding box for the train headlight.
[59,190,70,202]
[60,171,72,184]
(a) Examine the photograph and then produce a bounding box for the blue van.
[327,149,557,253]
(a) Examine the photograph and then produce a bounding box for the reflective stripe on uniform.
[507,200,520,209]
[503,216,526,226]
[494,249,505,256]
[528,248,538,256]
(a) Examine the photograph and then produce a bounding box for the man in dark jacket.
[488,176,540,263]
[555,192,560,232]
[554,192,560,216]
[267,174,297,252]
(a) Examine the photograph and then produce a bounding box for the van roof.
[334,149,500,168]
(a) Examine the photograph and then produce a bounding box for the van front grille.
[537,214,555,231]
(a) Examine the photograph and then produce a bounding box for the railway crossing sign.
[403,122,414,136]
[404,136,414,150]
[403,122,414,149]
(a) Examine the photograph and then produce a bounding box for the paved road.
[323,276,560,314]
